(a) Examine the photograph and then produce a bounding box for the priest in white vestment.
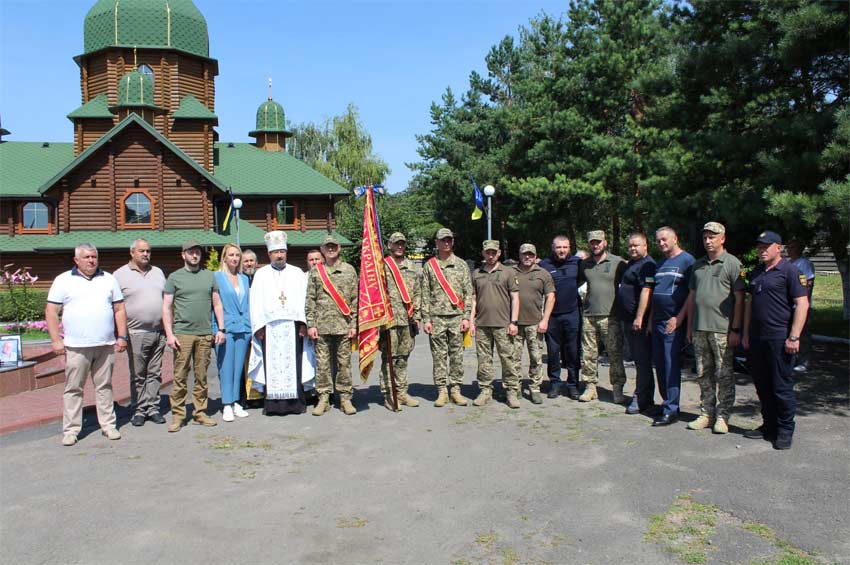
[248,231,309,415]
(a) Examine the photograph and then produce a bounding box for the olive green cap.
[435,228,454,240]
[702,221,725,234]
[321,234,339,246]
[388,232,407,244]
[482,240,500,251]
[587,230,606,242]
[519,243,537,255]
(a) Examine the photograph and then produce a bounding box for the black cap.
[755,231,782,245]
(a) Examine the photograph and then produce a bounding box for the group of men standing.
[45,219,809,451]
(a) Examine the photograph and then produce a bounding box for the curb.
[813,334,850,345]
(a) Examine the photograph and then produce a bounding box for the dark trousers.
[652,321,683,416]
[749,338,796,437]
[626,326,655,409]
[545,311,580,389]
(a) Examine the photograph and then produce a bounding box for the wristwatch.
[117,335,128,341]
[788,335,799,342]
[730,328,740,334]
[510,320,518,325]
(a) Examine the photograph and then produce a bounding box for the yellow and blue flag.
[470,175,484,220]
[222,188,235,232]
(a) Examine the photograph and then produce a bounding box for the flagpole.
[484,184,495,240]
[233,197,243,248]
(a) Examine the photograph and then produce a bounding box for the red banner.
[357,187,393,381]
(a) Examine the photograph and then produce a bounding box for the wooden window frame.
[273,198,299,230]
[18,201,53,234]
[120,190,155,229]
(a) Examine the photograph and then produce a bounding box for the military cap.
[388,232,407,244]
[182,239,202,251]
[587,230,606,242]
[435,228,454,240]
[756,230,782,245]
[321,234,340,246]
[702,221,726,234]
[482,240,500,251]
[519,243,537,255]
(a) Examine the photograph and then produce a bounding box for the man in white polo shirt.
[46,243,128,446]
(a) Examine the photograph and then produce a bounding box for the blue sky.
[0,0,565,193]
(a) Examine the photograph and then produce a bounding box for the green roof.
[0,226,351,253]
[214,143,349,197]
[172,93,217,121]
[83,0,210,60]
[249,98,290,136]
[39,113,226,194]
[112,71,160,110]
[0,142,75,197]
[67,94,114,120]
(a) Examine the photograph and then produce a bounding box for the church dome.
[83,0,209,59]
[249,98,291,137]
[113,70,158,108]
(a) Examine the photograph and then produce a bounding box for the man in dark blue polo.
[742,231,808,450]
[539,235,584,399]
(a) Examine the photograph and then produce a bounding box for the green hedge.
[0,290,49,322]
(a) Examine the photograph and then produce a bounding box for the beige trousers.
[63,345,116,436]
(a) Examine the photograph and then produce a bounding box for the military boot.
[400,391,420,407]
[312,393,331,416]
[612,384,626,404]
[579,383,598,402]
[450,386,469,406]
[712,417,728,434]
[383,395,401,412]
[506,390,521,409]
[434,387,449,407]
[340,394,357,415]
[687,415,713,430]
[473,388,492,406]
[530,390,543,404]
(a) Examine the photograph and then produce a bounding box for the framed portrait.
[0,335,22,366]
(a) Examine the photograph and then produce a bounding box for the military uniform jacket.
[422,254,473,321]
[306,261,359,334]
[384,257,422,327]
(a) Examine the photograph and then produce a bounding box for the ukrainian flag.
[470,175,484,220]
[222,188,235,232]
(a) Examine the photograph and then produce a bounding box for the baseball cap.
[702,222,726,234]
[321,234,339,246]
[756,231,782,245]
[587,230,605,242]
[519,243,537,255]
[388,232,407,244]
[435,228,454,240]
[482,240,499,251]
[182,239,202,251]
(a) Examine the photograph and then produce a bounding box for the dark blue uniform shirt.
[617,255,657,322]
[748,258,808,340]
[539,255,583,315]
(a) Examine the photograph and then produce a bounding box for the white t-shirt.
[47,268,124,347]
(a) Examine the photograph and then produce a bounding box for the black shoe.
[652,413,678,427]
[743,426,776,441]
[547,383,561,399]
[773,435,793,450]
[566,387,580,400]
[131,414,145,427]
[148,413,166,424]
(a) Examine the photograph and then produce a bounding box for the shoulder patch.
[798,274,807,286]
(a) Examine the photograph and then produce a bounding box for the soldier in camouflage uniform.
[306,234,359,416]
[422,228,473,407]
[686,222,746,434]
[379,232,422,411]
[579,230,627,403]
[471,240,522,408]
[514,243,555,404]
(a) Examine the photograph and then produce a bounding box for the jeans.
[651,321,684,416]
[545,311,580,389]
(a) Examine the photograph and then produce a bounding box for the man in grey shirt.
[114,239,167,426]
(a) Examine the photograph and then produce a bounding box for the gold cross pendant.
[279,291,287,305]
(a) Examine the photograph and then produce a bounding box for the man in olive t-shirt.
[163,240,225,431]
[579,230,627,403]
[685,222,746,434]
[514,243,555,404]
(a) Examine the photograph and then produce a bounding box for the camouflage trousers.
[379,324,416,396]
[693,331,735,420]
[515,325,545,392]
[428,315,466,387]
[475,327,520,391]
[580,315,625,386]
[314,334,353,395]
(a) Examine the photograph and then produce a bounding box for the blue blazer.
[213,271,251,335]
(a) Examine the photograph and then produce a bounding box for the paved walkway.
[0,343,174,434]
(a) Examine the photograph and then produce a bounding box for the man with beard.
[248,231,309,415]
[240,249,258,286]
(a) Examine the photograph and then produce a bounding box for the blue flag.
[470,175,484,220]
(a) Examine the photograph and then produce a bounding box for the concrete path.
[1,341,847,564]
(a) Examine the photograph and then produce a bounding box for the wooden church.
[0,0,350,286]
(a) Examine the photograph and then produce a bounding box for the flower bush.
[1,264,44,326]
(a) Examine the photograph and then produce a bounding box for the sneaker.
[233,402,250,418]
[62,433,78,446]
[687,415,714,430]
[222,405,235,422]
[793,364,808,373]
[743,426,775,441]
[713,417,729,434]
[101,427,122,440]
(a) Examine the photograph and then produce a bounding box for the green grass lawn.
[810,274,848,339]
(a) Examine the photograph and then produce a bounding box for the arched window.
[275,199,297,227]
[19,202,51,233]
[138,64,154,86]
[122,191,154,228]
